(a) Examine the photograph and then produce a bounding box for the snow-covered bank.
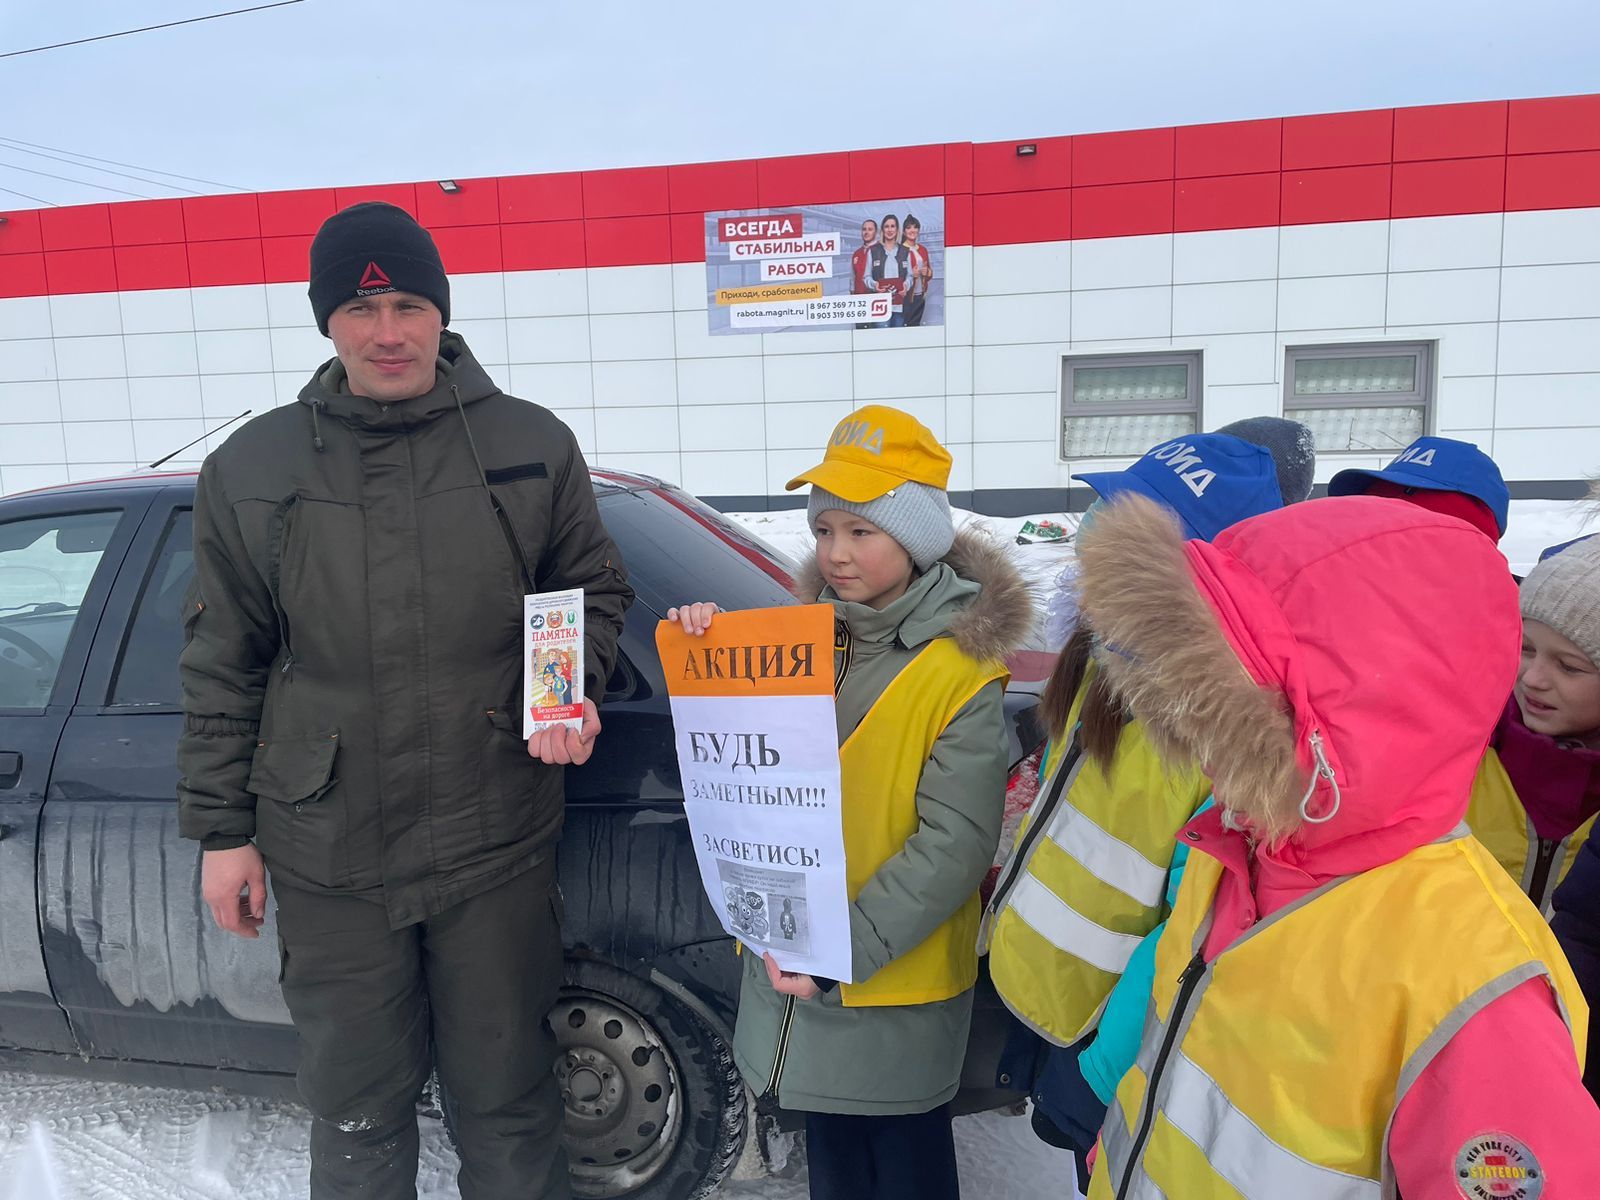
[0,1072,1077,1199]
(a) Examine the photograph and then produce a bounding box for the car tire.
[436,957,745,1200]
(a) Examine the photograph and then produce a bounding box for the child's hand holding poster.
[524,588,585,739]
[655,604,853,983]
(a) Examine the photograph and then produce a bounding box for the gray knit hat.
[1216,416,1317,504]
[808,482,955,571]
[1521,535,1600,668]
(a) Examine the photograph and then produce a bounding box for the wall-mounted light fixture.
[437,180,461,194]
[1015,144,1038,157]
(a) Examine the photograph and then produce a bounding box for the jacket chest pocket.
[249,731,347,888]
[484,475,554,591]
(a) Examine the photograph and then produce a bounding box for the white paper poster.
[656,605,853,982]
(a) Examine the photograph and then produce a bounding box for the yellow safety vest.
[1467,746,1597,915]
[981,667,1209,1044]
[1092,830,1588,1200]
[838,636,1008,1008]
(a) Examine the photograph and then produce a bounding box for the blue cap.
[1075,433,1285,542]
[1541,534,1597,563]
[1327,437,1509,537]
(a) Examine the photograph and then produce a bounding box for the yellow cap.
[784,405,953,501]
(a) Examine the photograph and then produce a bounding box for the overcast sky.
[1,0,1597,209]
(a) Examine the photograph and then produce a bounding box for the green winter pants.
[273,859,571,1200]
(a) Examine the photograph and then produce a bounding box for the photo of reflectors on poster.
[705,198,944,335]
[655,604,853,982]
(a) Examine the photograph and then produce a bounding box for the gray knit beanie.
[1216,416,1317,504]
[1521,535,1600,667]
[808,482,955,571]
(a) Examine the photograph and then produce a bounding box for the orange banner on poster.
[655,604,835,699]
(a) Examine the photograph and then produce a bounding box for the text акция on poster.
[524,588,585,739]
[655,605,853,982]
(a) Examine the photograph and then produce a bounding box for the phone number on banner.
[729,293,892,329]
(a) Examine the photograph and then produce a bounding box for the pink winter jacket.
[1180,496,1600,1198]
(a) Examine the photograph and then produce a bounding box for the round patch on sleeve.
[1456,1132,1544,1199]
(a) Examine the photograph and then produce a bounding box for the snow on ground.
[731,497,1597,596]
[0,1071,1079,1200]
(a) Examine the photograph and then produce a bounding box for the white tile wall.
[8,211,1600,501]
[1278,221,1389,279]
[50,293,122,337]
[508,316,591,363]
[676,356,764,406]
[508,362,594,407]
[1072,235,1173,291]
[1500,264,1600,322]
[1435,376,1497,431]
[192,285,270,331]
[1388,214,1503,273]
[680,448,767,497]
[590,312,676,361]
[195,330,273,376]
[1172,281,1275,337]
[1386,269,1500,327]
[59,379,131,423]
[973,242,1070,296]
[0,422,68,465]
[1073,286,1170,341]
[1498,319,1600,376]
[1503,208,1600,267]
[764,353,853,403]
[972,292,1071,345]
[765,399,854,449]
[1,297,54,340]
[853,348,945,400]
[592,359,678,408]
[0,380,62,422]
[56,336,126,380]
[595,405,680,454]
[1277,275,1387,331]
[1495,374,1600,428]
[587,265,674,315]
[504,269,589,318]
[0,340,56,383]
[1173,227,1278,285]
[677,403,766,452]
[129,376,204,420]
[62,420,136,464]
[449,272,507,320]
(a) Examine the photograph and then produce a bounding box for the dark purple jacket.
[1552,840,1600,1102]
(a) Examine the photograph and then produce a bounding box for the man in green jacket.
[177,202,633,1200]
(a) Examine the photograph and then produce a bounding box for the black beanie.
[308,202,450,335]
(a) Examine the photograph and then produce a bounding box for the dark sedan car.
[0,469,1044,1199]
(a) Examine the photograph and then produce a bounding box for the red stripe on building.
[2,94,1598,295]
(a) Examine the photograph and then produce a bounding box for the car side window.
[0,510,123,711]
[108,510,195,709]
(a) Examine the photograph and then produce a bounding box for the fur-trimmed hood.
[1076,493,1520,874]
[794,527,1035,663]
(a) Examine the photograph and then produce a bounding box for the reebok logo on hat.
[356,261,393,296]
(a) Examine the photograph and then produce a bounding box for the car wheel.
[438,958,745,1200]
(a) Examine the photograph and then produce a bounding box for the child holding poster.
[667,405,1033,1200]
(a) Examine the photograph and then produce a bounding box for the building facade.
[2,93,1597,510]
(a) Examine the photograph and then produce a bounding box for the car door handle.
[0,751,20,789]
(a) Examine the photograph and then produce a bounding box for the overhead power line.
[0,1,306,60]
[0,184,57,207]
[0,141,203,195]
[0,136,250,192]
[0,160,153,199]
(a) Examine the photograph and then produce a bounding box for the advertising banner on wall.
[705,199,944,336]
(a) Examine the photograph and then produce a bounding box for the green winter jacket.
[177,332,633,928]
[731,530,1034,1114]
